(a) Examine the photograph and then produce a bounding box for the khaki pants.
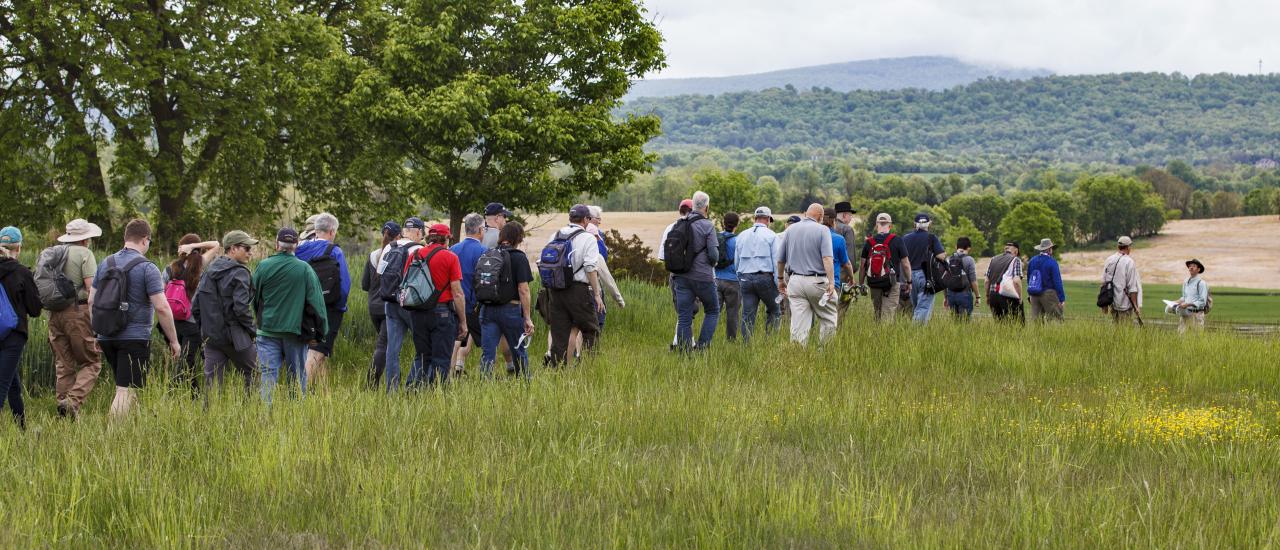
[870,282,900,323]
[787,275,837,345]
[1029,290,1064,322]
[1111,308,1139,325]
[47,304,102,407]
[1178,311,1205,334]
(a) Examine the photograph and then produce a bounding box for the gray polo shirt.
[778,218,833,277]
[673,215,719,283]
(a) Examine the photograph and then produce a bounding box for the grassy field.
[2,266,1280,546]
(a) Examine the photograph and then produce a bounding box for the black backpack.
[941,253,970,292]
[663,213,703,274]
[474,247,516,305]
[308,243,342,307]
[91,255,149,336]
[715,231,734,270]
[378,242,417,302]
[1097,260,1117,309]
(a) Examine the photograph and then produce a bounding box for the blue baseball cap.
[381,221,401,237]
[404,217,426,230]
[0,227,21,245]
[485,203,512,217]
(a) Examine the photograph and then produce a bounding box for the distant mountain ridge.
[625,56,1053,99]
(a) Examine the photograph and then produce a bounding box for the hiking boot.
[56,399,72,418]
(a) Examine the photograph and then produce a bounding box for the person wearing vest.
[735,206,782,342]
[294,212,350,389]
[94,219,182,420]
[984,241,1025,323]
[1026,238,1066,322]
[253,227,328,403]
[1174,259,1208,334]
[48,218,104,418]
[0,227,43,428]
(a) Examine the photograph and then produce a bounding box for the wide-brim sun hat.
[1033,238,1054,251]
[58,218,103,243]
[1186,258,1205,273]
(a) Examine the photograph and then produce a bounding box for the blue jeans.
[406,304,457,389]
[480,304,529,379]
[739,272,781,342]
[946,289,973,319]
[257,334,308,403]
[910,270,937,323]
[0,333,27,425]
[383,302,420,393]
[673,276,720,350]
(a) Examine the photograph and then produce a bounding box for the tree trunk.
[449,206,465,247]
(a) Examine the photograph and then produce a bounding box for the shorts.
[309,308,345,356]
[465,305,482,347]
[100,340,151,388]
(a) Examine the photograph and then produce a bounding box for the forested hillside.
[619,73,1280,165]
[625,56,1051,99]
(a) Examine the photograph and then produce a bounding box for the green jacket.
[252,252,328,339]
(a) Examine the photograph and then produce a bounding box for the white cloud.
[641,0,1279,78]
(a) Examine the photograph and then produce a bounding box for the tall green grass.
[2,271,1279,546]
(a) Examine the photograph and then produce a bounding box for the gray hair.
[313,212,338,235]
[692,191,710,212]
[463,213,485,236]
[587,205,603,219]
[276,241,298,253]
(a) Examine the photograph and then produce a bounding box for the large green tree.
[0,1,337,244]
[940,193,1008,254]
[317,0,666,237]
[998,202,1064,258]
[1073,175,1164,242]
[694,169,756,218]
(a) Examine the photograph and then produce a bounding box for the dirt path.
[522,212,1280,289]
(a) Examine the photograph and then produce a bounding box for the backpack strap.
[323,242,336,259]
[116,255,150,304]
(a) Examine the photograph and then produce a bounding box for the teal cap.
[0,226,21,245]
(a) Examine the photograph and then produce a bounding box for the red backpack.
[865,234,897,290]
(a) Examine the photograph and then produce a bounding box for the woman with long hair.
[165,233,221,395]
[0,227,43,428]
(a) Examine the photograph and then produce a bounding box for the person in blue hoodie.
[1026,238,1065,322]
[294,212,351,387]
[714,213,740,341]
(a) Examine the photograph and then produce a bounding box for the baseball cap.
[823,207,837,219]
[569,204,592,219]
[381,221,401,237]
[404,217,426,230]
[914,213,931,224]
[875,213,892,224]
[834,201,856,214]
[1005,241,1020,250]
[678,199,694,213]
[485,202,512,217]
[276,227,299,244]
[786,215,802,224]
[221,230,259,248]
[428,223,451,237]
[0,226,22,245]
[753,206,774,222]
[1117,236,1133,246]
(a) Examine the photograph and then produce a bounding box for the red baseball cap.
[428,223,451,237]
[678,199,693,212]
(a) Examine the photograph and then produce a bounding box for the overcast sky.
[642,0,1279,78]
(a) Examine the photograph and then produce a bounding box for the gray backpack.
[35,245,78,311]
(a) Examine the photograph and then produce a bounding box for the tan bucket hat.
[58,219,103,243]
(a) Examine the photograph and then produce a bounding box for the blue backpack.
[1027,267,1044,295]
[0,286,17,341]
[538,229,585,290]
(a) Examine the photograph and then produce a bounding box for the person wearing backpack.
[984,241,1025,323]
[361,221,399,388]
[1101,236,1143,325]
[658,198,697,349]
[192,231,259,396]
[0,228,44,428]
[163,233,222,396]
[902,213,947,324]
[542,204,606,365]
[44,218,105,418]
[858,213,912,323]
[93,219,182,420]
[449,213,496,376]
[293,213,350,389]
[667,192,721,352]
[377,218,425,391]
[942,237,980,320]
[714,212,741,342]
[403,224,468,389]
[253,228,328,403]
[1173,259,1209,334]
[477,223,536,379]
[1026,238,1066,322]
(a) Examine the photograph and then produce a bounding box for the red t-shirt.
[406,244,462,303]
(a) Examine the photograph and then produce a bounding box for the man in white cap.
[45,219,104,418]
[1102,236,1143,324]
[734,206,781,342]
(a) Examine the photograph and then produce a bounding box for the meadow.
[2,267,1279,547]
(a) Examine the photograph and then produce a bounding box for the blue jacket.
[450,237,487,309]
[714,231,737,281]
[295,239,352,312]
[1027,253,1065,302]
